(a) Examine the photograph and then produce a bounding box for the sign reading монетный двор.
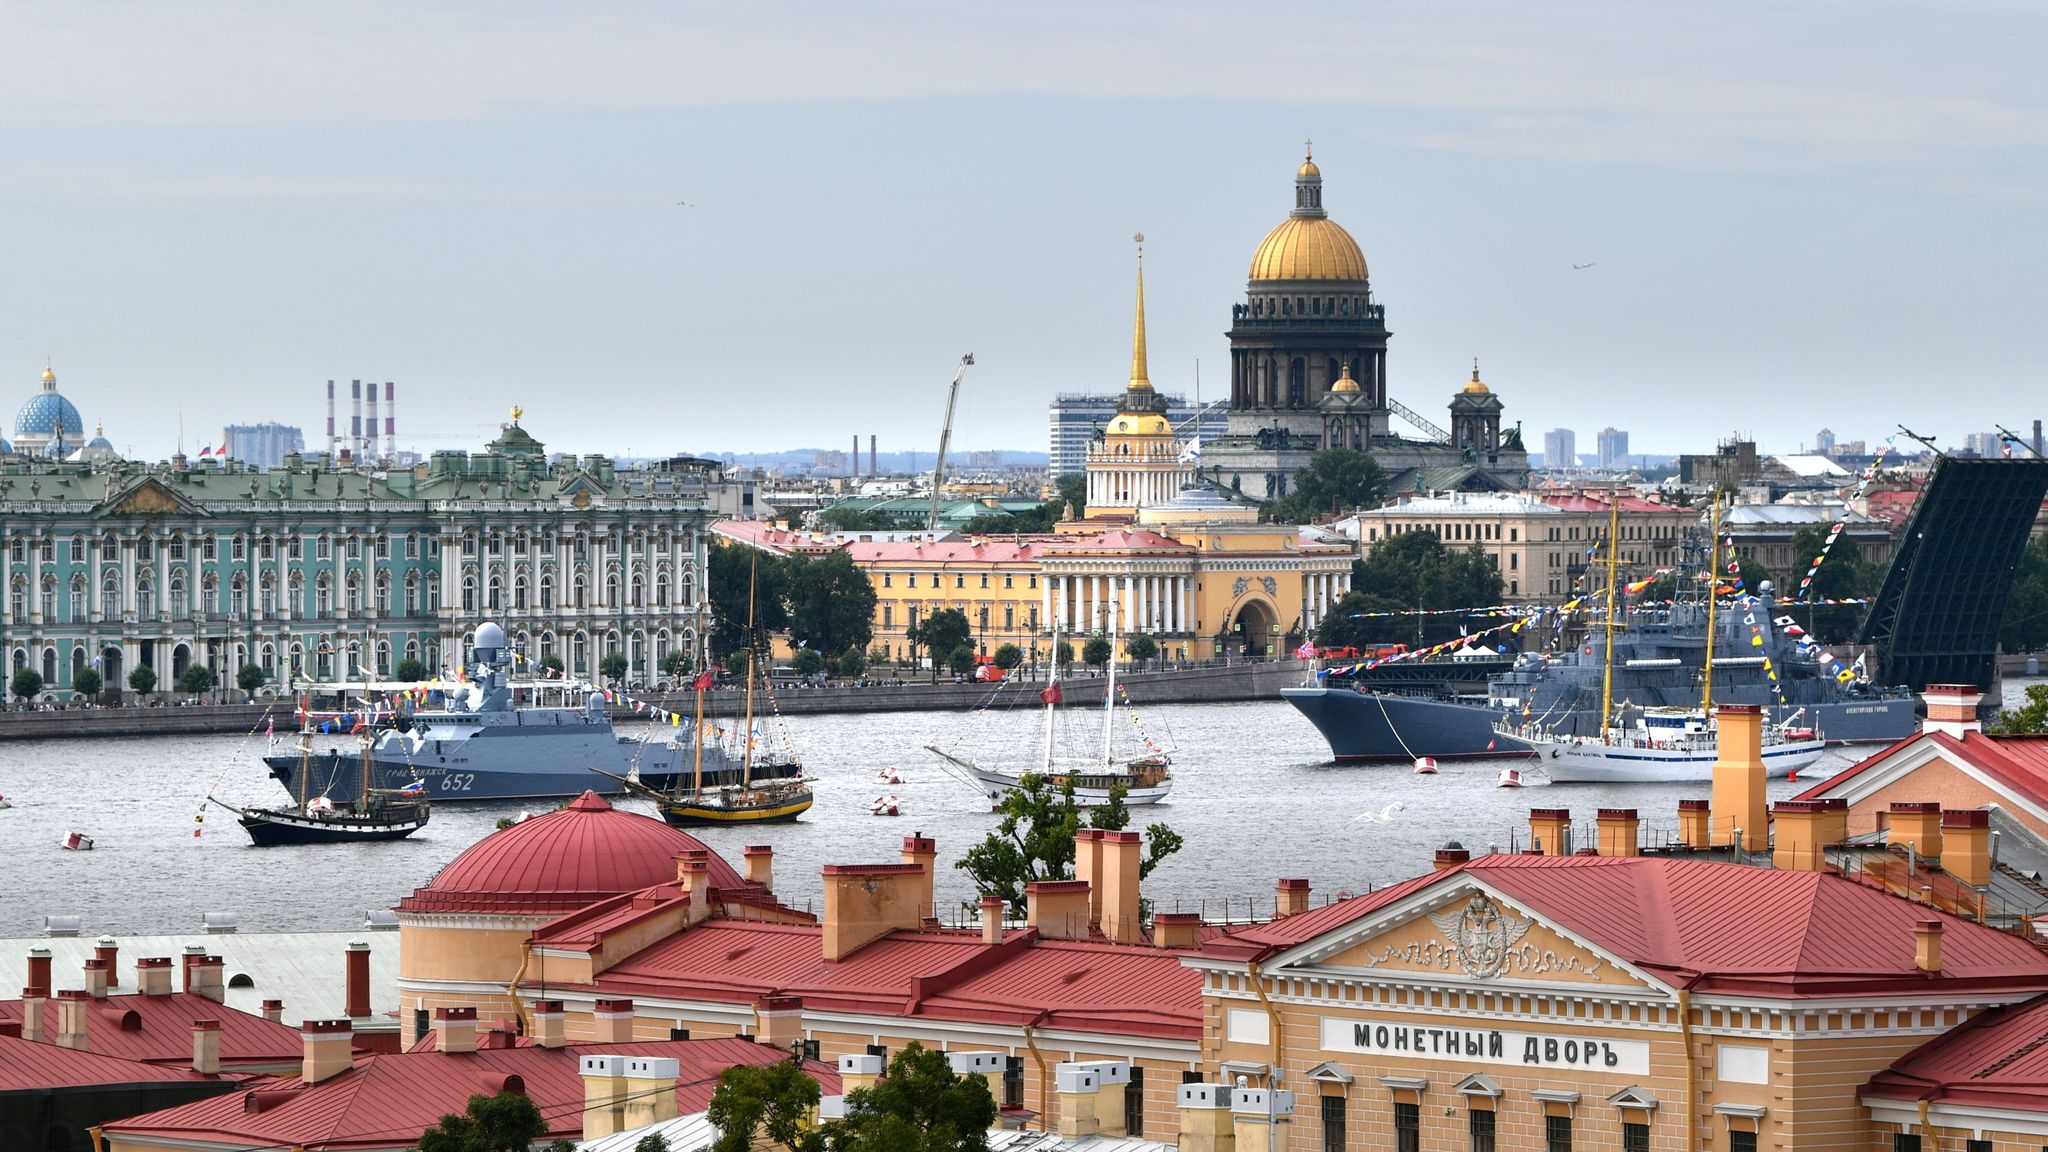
[1320,1015,1651,1076]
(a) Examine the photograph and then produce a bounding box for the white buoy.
[1412,757,1439,775]
[60,830,94,851]
[869,795,900,816]
[1496,768,1523,789]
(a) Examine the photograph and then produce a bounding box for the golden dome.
[1249,216,1369,282]
[41,365,56,384]
[1464,360,1490,394]
[1331,363,1361,394]
[1297,157,1321,181]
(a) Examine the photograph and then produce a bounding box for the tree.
[1053,641,1075,668]
[1082,635,1113,671]
[816,504,899,532]
[600,652,630,684]
[1992,683,2048,735]
[1315,531,1505,649]
[991,643,1024,672]
[792,647,826,678]
[662,650,692,678]
[907,609,972,681]
[961,474,1088,534]
[127,665,157,697]
[1269,447,1387,523]
[833,645,868,678]
[955,774,1183,913]
[785,552,877,658]
[11,668,42,701]
[634,1134,672,1152]
[178,665,217,695]
[415,1090,547,1152]
[707,1058,823,1152]
[237,663,268,694]
[828,1042,996,1152]
[1782,526,1879,643]
[72,667,103,699]
[2002,535,2048,653]
[539,653,566,677]
[1124,633,1159,668]
[710,546,792,663]
[947,646,978,676]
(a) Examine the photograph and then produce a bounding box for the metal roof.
[0,1031,207,1092]
[1867,992,2048,1110]
[0,932,398,1028]
[0,989,302,1068]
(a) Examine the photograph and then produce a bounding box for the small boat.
[60,830,94,851]
[1496,768,1524,789]
[1504,710,1827,784]
[1412,757,1439,775]
[871,795,901,816]
[216,728,430,845]
[876,767,905,785]
[0,793,12,809]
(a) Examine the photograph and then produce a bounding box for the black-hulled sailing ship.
[215,726,431,845]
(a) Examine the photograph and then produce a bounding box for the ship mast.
[742,551,758,789]
[1102,578,1119,768]
[1701,495,1724,714]
[1598,490,1622,732]
[690,538,707,799]
[1043,623,1061,777]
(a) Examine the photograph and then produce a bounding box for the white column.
[1175,576,1185,634]
[1041,574,1052,633]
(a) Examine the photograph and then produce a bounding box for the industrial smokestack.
[852,434,859,478]
[365,381,379,463]
[384,382,396,460]
[2036,419,2044,458]
[869,435,877,475]
[326,380,336,457]
[350,380,363,464]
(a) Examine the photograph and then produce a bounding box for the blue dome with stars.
[17,366,83,439]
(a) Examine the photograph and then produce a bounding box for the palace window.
[11,578,26,621]
[41,577,56,621]
[101,535,119,562]
[1320,1095,1346,1152]
[316,535,331,560]
[203,536,217,561]
[882,573,892,587]
[69,538,84,563]
[1003,606,1014,629]
[8,540,22,563]
[261,575,277,617]
[231,576,247,617]
[68,577,85,621]
[37,539,55,564]
[1028,575,1037,588]
[1002,1056,1025,1110]
[257,536,271,561]
[376,535,390,560]
[883,606,894,628]
[315,575,332,618]
[955,575,965,588]
[135,579,154,618]
[169,536,186,560]
[1623,1122,1650,1152]
[979,574,989,588]
[377,572,392,613]
[346,573,363,614]
[1544,1114,1571,1152]
[1003,574,1013,588]
[169,577,188,619]
[1394,1102,1419,1152]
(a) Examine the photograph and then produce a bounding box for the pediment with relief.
[95,477,207,519]
[1288,892,1649,989]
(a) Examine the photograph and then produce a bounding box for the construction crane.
[927,354,975,532]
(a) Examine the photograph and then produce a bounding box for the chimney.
[1153,912,1203,949]
[20,988,46,1043]
[84,958,109,999]
[1056,1062,1130,1138]
[188,955,224,1003]
[870,434,877,476]
[1027,880,1093,940]
[530,999,566,1049]
[979,896,1005,945]
[1100,831,1144,943]
[593,998,635,1044]
[261,999,284,1024]
[675,851,711,925]
[947,1051,1006,1102]
[54,990,89,1050]
[754,996,803,1051]
[1942,810,1992,888]
[137,957,173,997]
[1178,1084,1237,1152]
[1711,705,1769,852]
[1678,799,1712,847]
[1596,809,1640,857]
[365,384,379,461]
[1529,808,1570,856]
[181,944,203,991]
[326,379,336,457]
[621,1056,681,1133]
[1888,802,1944,858]
[1771,800,1828,872]
[1275,878,1311,918]
[28,948,51,998]
[1923,684,1984,737]
[350,379,362,456]
[302,1019,355,1083]
[852,434,860,478]
[1075,828,1106,929]
[94,939,119,988]
[1434,847,1471,872]
[384,381,396,459]
[345,941,371,1020]
[743,844,775,889]
[191,1019,221,1075]
[1230,1086,1295,1152]
[1820,796,1850,848]
[581,1055,629,1140]
[434,1005,478,1054]
[901,835,938,922]
[1915,919,1945,973]
[821,863,928,961]
[838,1052,884,1093]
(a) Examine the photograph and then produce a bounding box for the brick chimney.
[1596,809,1640,857]
[1027,880,1093,940]
[1771,800,1828,872]
[1154,912,1203,949]
[979,896,1005,945]
[1888,802,1944,858]
[1275,879,1310,918]
[345,942,371,1020]
[1711,705,1768,852]
[743,844,775,889]
[581,1055,629,1140]
[821,863,928,961]
[84,958,109,999]
[901,835,938,922]
[1677,799,1712,847]
[137,957,174,997]
[1819,797,1850,850]
[1915,919,1945,973]
[1434,847,1471,872]
[19,988,45,1043]
[947,1051,1006,1101]
[1075,828,1106,930]
[261,999,284,1024]
[1100,831,1144,943]
[1057,1061,1130,1138]
[301,1019,354,1084]
[621,1056,681,1133]
[187,955,225,1003]
[1177,1084,1237,1152]
[837,1052,883,1093]
[1230,1086,1295,1152]
[530,999,565,1049]
[54,990,89,1050]
[1922,684,1984,737]
[27,948,51,998]
[754,996,803,1051]
[592,998,634,1044]
[1942,810,1992,888]
[1529,808,1570,856]
[675,850,712,925]
[191,1019,221,1075]
[434,1006,477,1054]
[94,938,119,988]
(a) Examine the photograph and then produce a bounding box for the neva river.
[3,682,2040,936]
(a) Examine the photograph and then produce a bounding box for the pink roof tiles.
[0,1030,208,1091]
[0,990,303,1069]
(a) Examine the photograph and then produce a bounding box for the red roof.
[1866,992,2048,1110]
[915,939,1200,1039]
[0,1030,208,1091]
[1207,855,2048,997]
[102,1037,840,1151]
[1795,731,2048,808]
[397,792,749,917]
[0,991,303,1068]
[1539,493,1680,514]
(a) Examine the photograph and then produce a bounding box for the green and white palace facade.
[0,415,751,700]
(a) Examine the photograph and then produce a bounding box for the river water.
[3,680,2040,936]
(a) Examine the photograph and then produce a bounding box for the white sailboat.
[928,578,1173,808]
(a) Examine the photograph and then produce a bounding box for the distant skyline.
[1,2,2043,462]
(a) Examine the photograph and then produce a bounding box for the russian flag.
[399,779,426,796]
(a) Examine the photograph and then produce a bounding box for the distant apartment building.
[1815,427,1836,455]
[1963,431,2006,458]
[1047,392,1223,478]
[1542,427,1577,470]
[223,423,305,469]
[1596,426,1629,469]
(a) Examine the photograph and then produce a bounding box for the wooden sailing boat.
[214,712,431,845]
[927,577,1173,808]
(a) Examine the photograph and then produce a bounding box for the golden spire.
[1331,362,1361,393]
[1127,233,1151,392]
[1464,358,1490,394]
[509,404,523,425]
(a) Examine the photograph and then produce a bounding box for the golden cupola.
[1248,144,1369,283]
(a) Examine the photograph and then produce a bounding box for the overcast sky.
[1,1,2042,461]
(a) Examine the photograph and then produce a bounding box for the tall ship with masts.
[215,726,432,845]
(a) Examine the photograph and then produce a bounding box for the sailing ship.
[216,725,431,845]
[1496,495,1827,784]
[928,578,1173,808]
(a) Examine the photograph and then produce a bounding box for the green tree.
[2001,535,2048,653]
[539,653,566,677]
[662,650,693,678]
[178,664,217,695]
[1992,683,2048,735]
[961,474,1088,534]
[127,664,157,697]
[816,504,899,532]
[1082,635,1113,671]
[792,647,826,678]
[947,646,978,676]
[955,775,1184,913]
[1269,447,1387,523]
[634,1135,672,1152]
[710,546,792,663]
[1124,633,1159,668]
[868,642,892,669]
[829,1042,996,1152]
[237,663,268,693]
[907,609,972,681]
[599,652,630,684]
[1316,531,1505,649]
[707,1058,823,1152]
[11,668,43,701]
[1053,641,1075,668]
[991,643,1024,672]
[72,667,103,699]
[414,1090,547,1152]
[833,645,868,678]
[785,551,878,658]
[1782,526,1878,643]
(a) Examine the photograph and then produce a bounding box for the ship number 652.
[439,773,475,792]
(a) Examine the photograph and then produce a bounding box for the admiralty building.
[0,387,749,699]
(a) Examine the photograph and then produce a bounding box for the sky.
[0,1,2043,462]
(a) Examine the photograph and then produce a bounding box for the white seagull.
[1351,801,1406,825]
